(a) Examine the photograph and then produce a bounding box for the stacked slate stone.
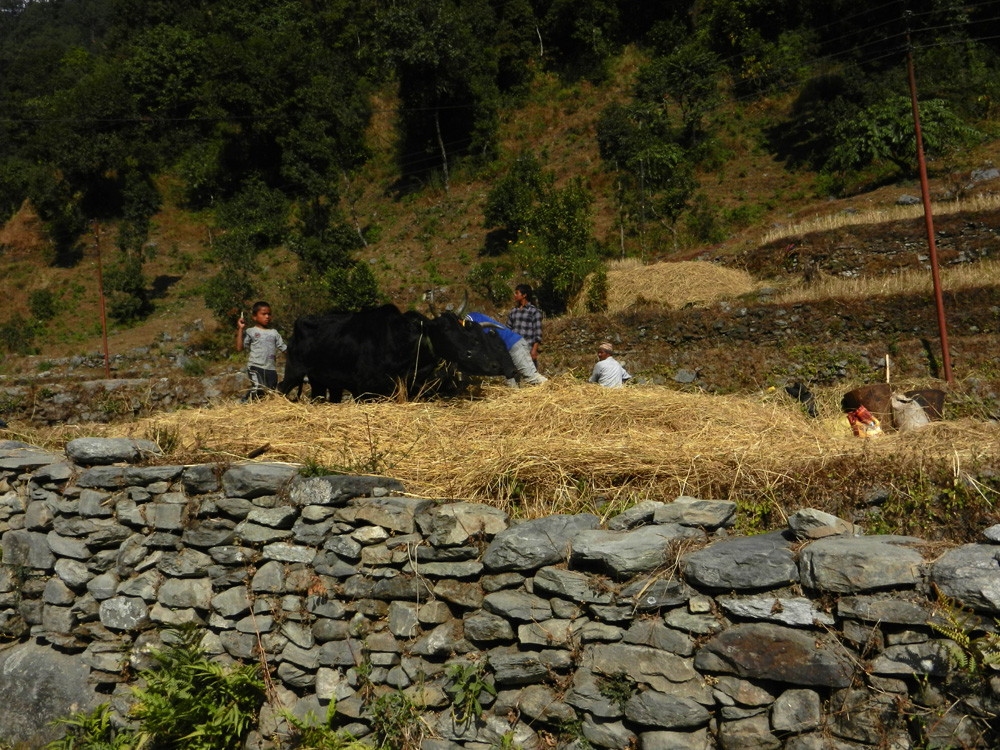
[1,438,1000,749]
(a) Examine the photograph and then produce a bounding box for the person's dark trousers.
[240,366,278,403]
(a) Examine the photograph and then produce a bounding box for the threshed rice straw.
[572,260,759,315]
[40,377,1000,521]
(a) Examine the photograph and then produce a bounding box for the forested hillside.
[2,0,999,356]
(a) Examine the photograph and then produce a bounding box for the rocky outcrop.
[0,438,998,749]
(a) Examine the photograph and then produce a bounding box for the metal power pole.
[906,29,953,383]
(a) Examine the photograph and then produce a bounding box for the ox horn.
[454,290,468,317]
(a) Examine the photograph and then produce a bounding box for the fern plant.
[47,703,131,750]
[47,625,265,750]
[929,590,1000,680]
[128,625,264,750]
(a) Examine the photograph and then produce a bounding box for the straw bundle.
[573,259,759,315]
[39,377,1000,522]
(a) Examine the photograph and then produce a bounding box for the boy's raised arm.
[235,315,245,352]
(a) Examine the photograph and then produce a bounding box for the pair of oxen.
[278,299,516,402]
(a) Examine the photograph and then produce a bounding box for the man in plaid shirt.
[506,283,542,368]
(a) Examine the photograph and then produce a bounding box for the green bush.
[511,179,602,312]
[47,703,130,750]
[585,266,609,313]
[28,289,60,321]
[827,96,982,175]
[204,270,256,327]
[0,314,40,355]
[466,261,514,306]
[322,261,380,312]
[47,625,264,750]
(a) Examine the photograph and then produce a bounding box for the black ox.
[278,304,516,401]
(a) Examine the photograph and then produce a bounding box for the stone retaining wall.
[1,437,998,749]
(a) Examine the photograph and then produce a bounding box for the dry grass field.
[12,375,999,542]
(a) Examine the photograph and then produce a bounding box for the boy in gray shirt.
[236,301,287,402]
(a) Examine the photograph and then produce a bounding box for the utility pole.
[906,20,952,383]
[92,220,111,379]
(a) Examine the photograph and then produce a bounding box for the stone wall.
[1,437,998,749]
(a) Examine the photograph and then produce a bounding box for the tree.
[596,101,696,254]
[509,178,602,312]
[827,96,981,175]
[104,172,160,322]
[483,152,551,238]
[634,41,720,144]
[378,0,503,187]
[204,177,289,326]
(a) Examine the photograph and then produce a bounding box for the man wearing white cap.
[589,342,631,388]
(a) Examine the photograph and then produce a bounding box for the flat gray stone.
[75,466,127,489]
[412,621,466,656]
[65,437,160,465]
[464,611,515,642]
[620,577,692,610]
[506,684,576,724]
[564,669,623,718]
[434,579,484,609]
[871,642,951,677]
[799,536,924,593]
[681,532,798,591]
[607,501,666,531]
[222,463,299,499]
[0,447,63,472]
[0,642,103,746]
[42,577,74,605]
[771,689,822,733]
[583,643,696,693]
[929,544,1000,613]
[653,496,737,529]
[246,506,299,529]
[518,619,581,647]
[288,474,405,506]
[157,577,212,609]
[623,620,694,656]
[571,524,703,579]
[787,508,858,540]
[695,623,853,688]
[182,464,220,494]
[157,548,212,578]
[99,596,151,630]
[353,496,436,534]
[234,520,293,544]
[213,586,251,618]
[1,529,54,569]
[488,649,572,686]
[625,689,710,729]
[582,716,636,748]
[182,519,237,548]
[262,542,316,563]
[483,590,552,622]
[718,596,835,627]
[640,729,712,750]
[533,567,615,604]
[837,595,940,626]
[483,514,600,572]
[420,502,509,546]
[54,558,92,590]
[718,713,780,750]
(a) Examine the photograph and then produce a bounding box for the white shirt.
[589,356,631,388]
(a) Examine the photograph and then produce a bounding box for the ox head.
[418,311,516,378]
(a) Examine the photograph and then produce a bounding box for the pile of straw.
[572,259,759,315]
[39,377,999,522]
